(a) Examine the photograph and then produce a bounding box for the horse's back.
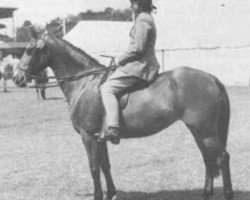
[121,66,224,137]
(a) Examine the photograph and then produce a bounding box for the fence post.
[161,49,165,72]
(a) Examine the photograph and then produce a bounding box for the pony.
[13,30,233,200]
[0,55,18,92]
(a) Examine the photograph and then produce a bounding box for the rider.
[99,0,160,144]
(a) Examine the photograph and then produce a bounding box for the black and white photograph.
[0,0,249,200]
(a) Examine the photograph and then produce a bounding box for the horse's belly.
[121,115,176,138]
[120,87,178,138]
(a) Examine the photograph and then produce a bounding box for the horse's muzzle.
[13,75,27,87]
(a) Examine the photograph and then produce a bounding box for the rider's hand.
[114,57,120,67]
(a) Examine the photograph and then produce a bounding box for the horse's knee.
[91,168,100,176]
[217,151,230,169]
[203,137,222,154]
[101,162,111,175]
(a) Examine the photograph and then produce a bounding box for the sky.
[0,0,131,35]
[1,0,250,48]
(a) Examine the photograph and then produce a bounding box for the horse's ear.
[42,29,49,38]
[36,39,45,49]
[29,25,38,39]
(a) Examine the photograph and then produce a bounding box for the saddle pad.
[119,94,129,110]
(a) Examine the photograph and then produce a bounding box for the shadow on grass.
[115,188,249,200]
[0,90,11,93]
[44,97,65,101]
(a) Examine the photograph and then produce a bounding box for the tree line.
[16,8,133,41]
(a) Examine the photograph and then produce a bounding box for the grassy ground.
[0,86,249,200]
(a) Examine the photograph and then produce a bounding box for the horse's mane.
[49,34,106,69]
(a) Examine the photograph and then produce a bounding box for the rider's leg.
[100,70,143,143]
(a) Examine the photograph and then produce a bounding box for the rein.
[18,65,116,82]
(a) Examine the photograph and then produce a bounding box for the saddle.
[100,68,149,110]
[118,81,149,109]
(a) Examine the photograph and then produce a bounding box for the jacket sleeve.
[116,19,151,66]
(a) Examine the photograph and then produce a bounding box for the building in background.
[0,6,27,59]
[0,6,16,38]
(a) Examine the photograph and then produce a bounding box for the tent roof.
[0,7,17,19]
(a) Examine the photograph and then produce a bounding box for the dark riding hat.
[130,0,157,12]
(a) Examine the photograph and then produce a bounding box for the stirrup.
[94,129,120,145]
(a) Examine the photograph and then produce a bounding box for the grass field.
[0,85,249,200]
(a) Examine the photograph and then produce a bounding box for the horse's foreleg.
[81,131,103,200]
[41,86,46,99]
[99,142,117,200]
[203,162,215,199]
[36,86,40,100]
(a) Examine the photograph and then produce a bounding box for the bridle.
[17,60,117,83]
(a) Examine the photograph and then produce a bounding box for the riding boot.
[95,126,120,145]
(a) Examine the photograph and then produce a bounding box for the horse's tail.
[213,76,230,149]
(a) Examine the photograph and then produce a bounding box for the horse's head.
[13,27,52,87]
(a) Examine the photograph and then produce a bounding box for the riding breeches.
[101,70,144,127]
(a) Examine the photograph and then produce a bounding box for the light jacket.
[116,12,160,82]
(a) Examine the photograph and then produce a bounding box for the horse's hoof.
[94,196,103,200]
[104,194,118,200]
[224,190,234,200]
[203,196,211,200]
[203,190,213,200]
[111,138,120,145]
[203,189,213,197]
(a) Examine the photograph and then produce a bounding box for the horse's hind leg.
[41,86,46,99]
[36,86,40,100]
[99,142,117,200]
[187,126,221,199]
[188,126,233,200]
[217,151,233,200]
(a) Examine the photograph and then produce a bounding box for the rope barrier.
[155,44,250,52]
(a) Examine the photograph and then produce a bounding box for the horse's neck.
[48,38,103,76]
[47,38,104,103]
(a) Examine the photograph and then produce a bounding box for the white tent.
[64,0,250,86]
[154,0,250,48]
[153,0,250,86]
[64,21,133,65]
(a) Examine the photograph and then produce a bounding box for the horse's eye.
[26,47,34,55]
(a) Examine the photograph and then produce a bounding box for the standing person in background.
[98,0,160,144]
[0,52,2,80]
